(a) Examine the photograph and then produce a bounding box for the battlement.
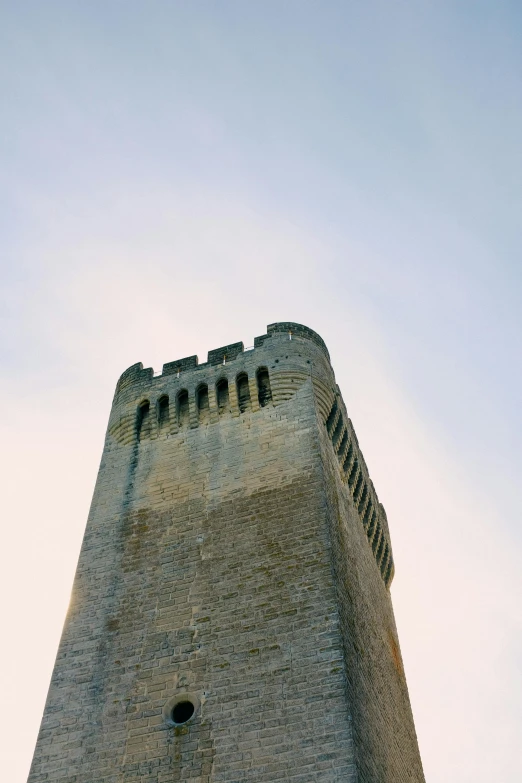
[115,322,330,396]
[111,322,335,446]
[255,322,330,359]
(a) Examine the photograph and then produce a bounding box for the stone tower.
[29,322,425,783]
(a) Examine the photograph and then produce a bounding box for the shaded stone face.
[29,322,425,783]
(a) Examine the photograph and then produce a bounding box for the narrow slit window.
[342,443,353,474]
[372,523,382,554]
[177,390,189,428]
[197,384,210,424]
[367,510,377,540]
[376,534,386,564]
[363,501,373,527]
[353,471,364,500]
[216,379,230,414]
[326,400,338,433]
[332,416,344,448]
[158,395,170,432]
[357,484,368,513]
[256,368,272,407]
[137,401,150,442]
[338,430,348,458]
[348,459,359,487]
[236,373,251,413]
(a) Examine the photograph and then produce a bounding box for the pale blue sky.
[1,3,521,781]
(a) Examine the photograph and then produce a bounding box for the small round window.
[163,693,199,727]
[172,700,195,724]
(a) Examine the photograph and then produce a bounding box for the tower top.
[115,321,330,396]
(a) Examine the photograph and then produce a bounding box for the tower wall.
[318,394,424,781]
[28,323,424,783]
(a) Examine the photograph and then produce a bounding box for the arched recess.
[372,522,382,554]
[157,395,170,432]
[256,367,272,407]
[216,378,230,414]
[236,373,251,413]
[177,390,189,429]
[197,383,210,424]
[137,400,151,442]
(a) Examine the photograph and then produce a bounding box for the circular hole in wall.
[163,692,200,727]
[172,700,195,724]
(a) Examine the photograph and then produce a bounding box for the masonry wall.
[318,407,425,782]
[28,322,425,783]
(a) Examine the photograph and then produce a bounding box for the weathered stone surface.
[29,322,424,782]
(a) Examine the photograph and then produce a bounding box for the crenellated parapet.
[109,322,393,588]
[254,322,330,359]
[110,322,333,441]
[114,322,330,398]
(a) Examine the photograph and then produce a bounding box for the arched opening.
[357,483,368,514]
[197,384,209,424]
[363,501,373,528]
[326,399,338,433]
[236,373,251,413]
[372,522,382,554]
[347,459,359,487]
[256,367,272,407]
[337,429,348,458]
[376,533,386,564]
[137,400,151,442]
[331,416,344,448]
[216,378,230,414]
[367,510,377,541]
[157,395,170,432]
[342,443,353,474]
[353,472,364,501]
[177,390,189,428]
